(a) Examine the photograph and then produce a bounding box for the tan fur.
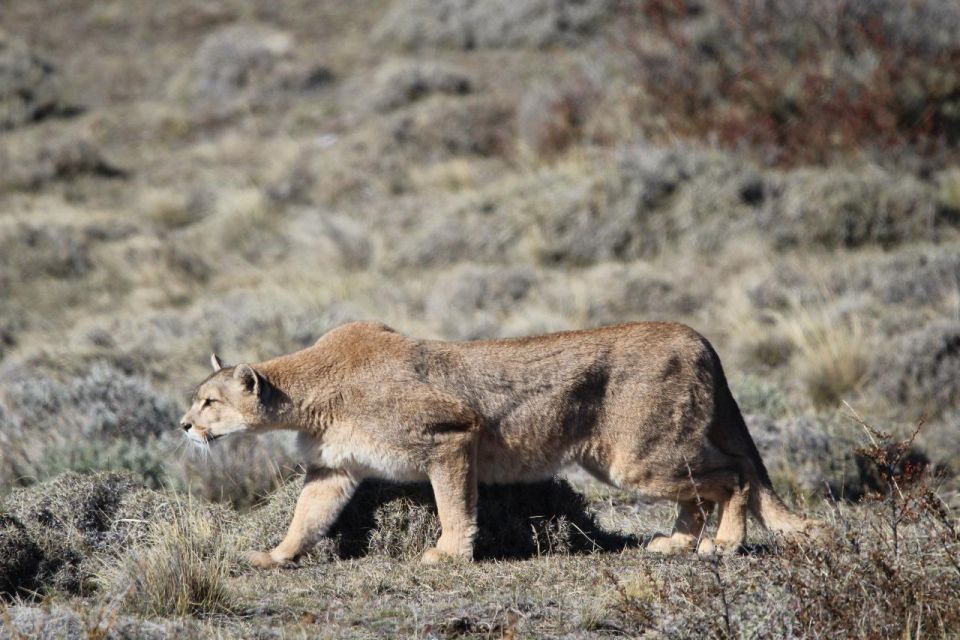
[179,321,823,568]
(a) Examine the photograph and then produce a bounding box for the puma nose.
[180,421,192,432]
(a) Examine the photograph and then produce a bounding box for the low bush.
[0,135,125,191]
[425,263,536,340]
[0,514,42,598]
[778,419,960,636]
[374,0,618,49]
[763,167,942,249]
[625,0,960,166]
[386,95,515,159]
[517,76,599,158]
[872,319,960,417]
[1,472,232,599]
[172,22,293,104]
[100,500,237,618]
[363,60,472,113]
[577,262,704,327]
[0,364,178,490]
[0,33,78,130]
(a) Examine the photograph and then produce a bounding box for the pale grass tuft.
[775,302,869,409]
[715,284,793,370]
[98,496,238,618]
[938,167,960,213]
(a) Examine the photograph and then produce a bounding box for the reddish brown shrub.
[622,0,960,166]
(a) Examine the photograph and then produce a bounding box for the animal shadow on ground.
[322,478,643,561]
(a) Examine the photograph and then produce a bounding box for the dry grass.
[98,497,237,618]
[775,300,871,409]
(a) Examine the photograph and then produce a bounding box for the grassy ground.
[1,0,959,637]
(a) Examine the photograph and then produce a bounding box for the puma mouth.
[188,423,250,444]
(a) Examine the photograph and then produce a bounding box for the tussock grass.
[99,497,237,618]
[775,302,870,409]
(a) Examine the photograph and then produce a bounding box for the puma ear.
[210,353,224,372]
[234,364,260,396]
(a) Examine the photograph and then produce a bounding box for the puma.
[179,321,820,568]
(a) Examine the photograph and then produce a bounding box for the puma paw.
[697,537,743,556]
[646,534,695,555]
[421,547,452,565]
[696,537,716,555]
[248,550,288,569]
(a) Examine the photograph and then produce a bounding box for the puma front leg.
[422,433,479,564]
[249,466,357,569]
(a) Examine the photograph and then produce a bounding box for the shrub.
[173,22,292,104]
[729,375,791,419]
[775,303,869,409]
[778,418,960,637]
[577,262,704,326]
[4,362,179,440]
[829,248,960,309]
[0,135,125,191]
[0,33,78,130]
[532,145,750,264]
[763,167,942,249]
[2,472,232,599]
[0,364,179,490]
[363,60,472,112]
[0,222,93,282]
[386,95,515,159]
[0,514,42,598]
[374,0,618,49]
[625,0,960,166]
[517,76,599,157]
[747,413,895,501]
[386,188,529,269]
[100,499,237,618]
[872,319,960,417]
[425,263,536,340]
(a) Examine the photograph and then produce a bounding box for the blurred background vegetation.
[0,0,958,514]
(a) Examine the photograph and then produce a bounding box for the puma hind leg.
[647,499,715,555]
